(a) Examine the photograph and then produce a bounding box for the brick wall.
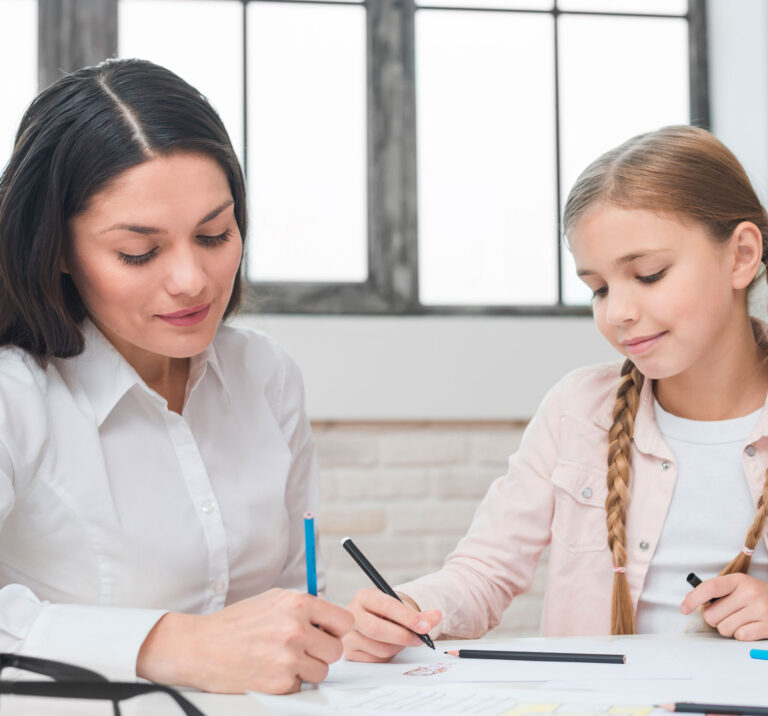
[313,421,550,638]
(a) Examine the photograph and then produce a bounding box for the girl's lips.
[623,331,667,355]
[157,303,211,327]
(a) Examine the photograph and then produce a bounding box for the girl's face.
[568,205,748,380]
[67,151,242,366]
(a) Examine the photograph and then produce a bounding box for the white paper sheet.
[252,685,671,716]
[323,637,693,690]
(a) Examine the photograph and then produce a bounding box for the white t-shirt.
[635,399,768,632]
[0,319,322,677]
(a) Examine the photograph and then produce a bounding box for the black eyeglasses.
[0,653,205,716]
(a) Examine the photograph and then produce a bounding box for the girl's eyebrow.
[101,198,234,235]
[577,248,670,277]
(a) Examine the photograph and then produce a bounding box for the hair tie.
[613,566,626,574]
[742,545,755,556]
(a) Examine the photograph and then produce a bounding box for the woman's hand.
[136,588,354,694]
[342,588,442,662]
[680,573,768,640]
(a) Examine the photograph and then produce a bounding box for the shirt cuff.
[21,603,168,680]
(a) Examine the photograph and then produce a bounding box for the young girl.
[343,125,768,661]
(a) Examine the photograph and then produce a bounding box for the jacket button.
[639,540,650,551]
[661,461,671,471]
[581,487,593,499]
[745,445,756,457]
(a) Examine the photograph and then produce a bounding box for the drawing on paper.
[403,663,451,676]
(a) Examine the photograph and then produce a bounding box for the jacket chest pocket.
[551,465,609,553]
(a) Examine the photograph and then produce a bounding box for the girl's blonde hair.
[563,125,768,635]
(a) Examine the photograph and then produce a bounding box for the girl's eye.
[637,269,666,284]
[118,247,158,266]
[591,286,608,300]
[197,228,232,246]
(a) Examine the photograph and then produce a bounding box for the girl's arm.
[343,375,566,661]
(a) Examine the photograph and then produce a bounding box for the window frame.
[37,0,709,317]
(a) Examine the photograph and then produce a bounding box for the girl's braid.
[605,358,644,634]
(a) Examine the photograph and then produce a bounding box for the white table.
[2,633,763,715]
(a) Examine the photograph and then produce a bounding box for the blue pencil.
[304,511,317,596]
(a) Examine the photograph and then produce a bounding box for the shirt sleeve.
[271,349,326,594]
[0,360,166,680]
[396,376,564,639]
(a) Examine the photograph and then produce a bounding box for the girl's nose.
[605,289,638,325]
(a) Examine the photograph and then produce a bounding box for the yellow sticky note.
[608,706,654,716]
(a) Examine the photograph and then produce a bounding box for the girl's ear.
[731,221,764,290]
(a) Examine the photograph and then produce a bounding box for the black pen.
[341,537,435,650]
[686,572,719,603]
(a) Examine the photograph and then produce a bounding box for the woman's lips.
[156,303,211,327]
[622,331,667,355]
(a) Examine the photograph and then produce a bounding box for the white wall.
[236,1,768,421]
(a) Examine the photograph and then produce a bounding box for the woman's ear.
[60,256,69,274]
[731,221,764,290]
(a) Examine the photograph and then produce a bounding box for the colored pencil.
[445,649,625,664]
[304,511,317,596]
[341,537,435,650]
[660,703,768,715]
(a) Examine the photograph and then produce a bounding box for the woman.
[0,58,351,694]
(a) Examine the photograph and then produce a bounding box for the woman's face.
[67,151,242,366]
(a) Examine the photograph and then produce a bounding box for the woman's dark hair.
[0,57,247,361]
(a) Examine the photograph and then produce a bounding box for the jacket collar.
[593,318,768,457]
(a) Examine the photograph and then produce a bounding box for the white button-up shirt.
[0,319,323,678]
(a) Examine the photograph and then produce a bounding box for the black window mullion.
[688,0,710,129]
[553,0,563,306]
[38,0,118,91]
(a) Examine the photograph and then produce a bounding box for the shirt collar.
[593,317,768,455]
[185,330,231,408]
[70,319,231,427]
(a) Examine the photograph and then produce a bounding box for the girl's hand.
[680,573,768,640]
[342,587,442,662]
[136,588,354,694]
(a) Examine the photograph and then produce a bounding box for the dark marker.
[686,572,719,603]
[342,537,435,650]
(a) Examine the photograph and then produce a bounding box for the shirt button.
[581,487,593,499]
[661,461,671,471]
[212,580,227,595]
[639,540,650,551]
[745,445,757,457]
[201,500,216,514]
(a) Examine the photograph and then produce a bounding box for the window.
[30,0,707,315]
[0,0,37,172]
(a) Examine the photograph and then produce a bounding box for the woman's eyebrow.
[102,199,234,235]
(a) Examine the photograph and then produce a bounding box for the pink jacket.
[397,359,768,638]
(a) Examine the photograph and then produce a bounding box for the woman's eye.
[117,248,158,266]
[197,228,232,246]
[591,286,608,300]
[637,269,666,284]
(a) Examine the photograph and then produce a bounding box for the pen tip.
[445,650,459,656]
